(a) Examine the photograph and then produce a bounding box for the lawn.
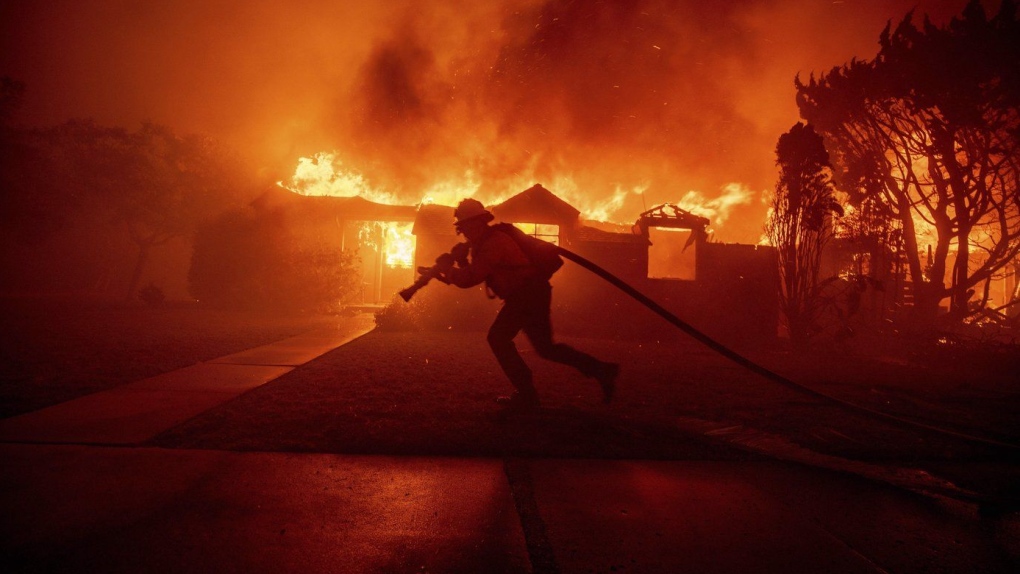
[0,295,338,418]
[3,293,1018,473]
[150,325,1020,463]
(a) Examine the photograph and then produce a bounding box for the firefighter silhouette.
[432,198,619,412]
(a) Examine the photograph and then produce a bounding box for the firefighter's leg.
[522,284,602,376]
[523,284,618,402]
[487,301,538,401]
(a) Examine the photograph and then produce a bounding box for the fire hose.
[401,244,1020,453]
[399,266,442,302]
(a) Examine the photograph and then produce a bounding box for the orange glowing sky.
[0,0,981,242]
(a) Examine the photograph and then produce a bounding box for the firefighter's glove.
[451,242,470,265]
[434,253,456,272]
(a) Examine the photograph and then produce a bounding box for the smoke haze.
[1,0,979,241]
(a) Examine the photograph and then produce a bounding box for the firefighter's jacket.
[444,227,540,299]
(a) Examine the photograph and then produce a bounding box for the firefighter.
[433,198,619,412]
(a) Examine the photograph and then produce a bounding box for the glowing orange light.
[278,152,398,204]
[384,223,415,268]
[279,153,753,230]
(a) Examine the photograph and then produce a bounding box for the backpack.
[492,222,564,279]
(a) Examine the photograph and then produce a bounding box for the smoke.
[334,0,771,217]
[1,0,979,242]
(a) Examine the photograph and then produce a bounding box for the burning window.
[357,221,416,268]
[514,223,560,246]
[647,227,696,280]
[383,222,415,268]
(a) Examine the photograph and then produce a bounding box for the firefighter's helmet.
[453,198,494,227]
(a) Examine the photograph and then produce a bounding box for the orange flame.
[280,153,753,229]
[279,152,398,204]
[384,223,415,268]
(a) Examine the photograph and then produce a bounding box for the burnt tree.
[796,0,1020,323]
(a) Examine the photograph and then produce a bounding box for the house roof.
[491,184,580,226]
[312,195,417,221]
[256,186,417,222]
[412,204,456,237]
[636,203,710,231]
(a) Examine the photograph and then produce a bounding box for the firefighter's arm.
[443,245,495,288]
[420,266,451,284]
[451,242,470,266]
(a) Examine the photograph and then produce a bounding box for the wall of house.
[553,240,778,345]
[406,192,778,344]
[695,243,778,343]
[413,232,458,272]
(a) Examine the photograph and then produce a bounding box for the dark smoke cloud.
[2,0,981,241]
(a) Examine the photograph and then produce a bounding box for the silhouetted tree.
[765,122,842,345]
[1,116,252,297]
[797,0,1020,324]
[54,121,249,298]
[0,85,84,253]
[117,124,248,299]
[1009,261,1020,318]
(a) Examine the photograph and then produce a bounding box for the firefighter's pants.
[487,280,605,397]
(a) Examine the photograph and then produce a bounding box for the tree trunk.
[950,228,971,317]
[911,280,943,324]
[897,204,942,325]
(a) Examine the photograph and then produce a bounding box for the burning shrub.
[189,208,360,313]
[374,283,498,332]
[374,294,424,331]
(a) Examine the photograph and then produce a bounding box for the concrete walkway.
[1,314,1017,573]
[0,314,376,445]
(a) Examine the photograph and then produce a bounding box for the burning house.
[266,179,778,340]
[411,184,778,343]
[268,179,777,341]
[256,186,417,305]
